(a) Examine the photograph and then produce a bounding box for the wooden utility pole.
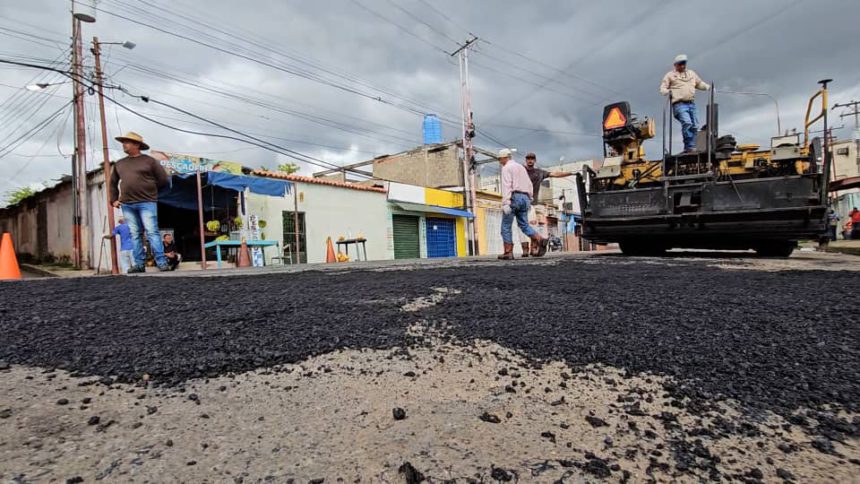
[92,37,119,274]
[452,36,479,256]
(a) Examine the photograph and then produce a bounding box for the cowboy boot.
[498,243,514,260]
[531,235,549,257]
[521,242,530,258]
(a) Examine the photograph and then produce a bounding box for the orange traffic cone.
[237,237,251,268]
[325,237,336,263]
[0,233,22,281]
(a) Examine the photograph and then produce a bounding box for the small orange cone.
[325,237,336,263]
[0,233,22,281]
[237,238,251,268]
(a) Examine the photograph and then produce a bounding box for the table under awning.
[391,201,474,219]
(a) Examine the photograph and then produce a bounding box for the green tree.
[4,187,35,207]
[277,162,300,174]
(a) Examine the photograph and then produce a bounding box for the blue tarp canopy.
[157,172,291,210]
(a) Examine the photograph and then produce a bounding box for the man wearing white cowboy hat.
[659,54,710,153]
[497,148,548,260]
[108,131,170,273]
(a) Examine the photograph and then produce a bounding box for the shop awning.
[206,172,291,197]
[158,172,292,210]
[392,201,474,219]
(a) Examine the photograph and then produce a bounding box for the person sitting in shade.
[162,232,181,271]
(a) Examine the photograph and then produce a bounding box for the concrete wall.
[247,183,393,264]
[832,140,859,179]
[373,144,462,188]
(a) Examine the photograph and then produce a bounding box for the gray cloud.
[1,0,858,196]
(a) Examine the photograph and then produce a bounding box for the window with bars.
[282,211,307,263]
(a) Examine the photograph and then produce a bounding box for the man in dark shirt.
[520,152,573,256]
[108,132,170,273]
[162,233,181,271]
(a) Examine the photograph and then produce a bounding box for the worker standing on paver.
[498,148,548,260]
[520,152,573,257]
[108,132,170,273]
[660,54,710,153]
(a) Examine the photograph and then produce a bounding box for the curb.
[19,264,60,278]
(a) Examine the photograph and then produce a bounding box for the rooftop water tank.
[422,114,442,145]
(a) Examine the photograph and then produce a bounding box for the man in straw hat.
[108,132,170,273]
[659,54,710,153]
[497,148,548,260]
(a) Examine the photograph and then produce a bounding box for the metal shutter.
[426,217,457,258]
[392,215,420,259]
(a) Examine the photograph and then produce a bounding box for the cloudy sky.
[1,0,858,199]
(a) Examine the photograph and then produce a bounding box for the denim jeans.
[502,192,537,244]
[121,202,167,268]
[673,101,699,151]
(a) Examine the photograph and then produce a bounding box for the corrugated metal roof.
[252,170,387,193]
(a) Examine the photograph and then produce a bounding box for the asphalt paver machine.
[578,80,834,257]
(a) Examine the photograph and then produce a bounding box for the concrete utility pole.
[71,1,95,269]
[92,37,119,274]
[452,36,479,256]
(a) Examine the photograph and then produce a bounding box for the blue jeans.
[673,101,699,151]
[502,192,537,244]
[121,202,167,269]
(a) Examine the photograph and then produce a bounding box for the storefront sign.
[151,151,244,175]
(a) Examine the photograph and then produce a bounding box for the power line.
[348,0,453,55]
[380,0,460,45]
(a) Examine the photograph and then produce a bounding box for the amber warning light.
[603,107,627,130]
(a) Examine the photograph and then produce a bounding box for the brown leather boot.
[521,242,530,257]
[531,236,549,257]
[498,243,514,260]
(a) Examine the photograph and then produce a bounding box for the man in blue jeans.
[108,132,170,273]
[660,54,710,153]
[498,148,548,260]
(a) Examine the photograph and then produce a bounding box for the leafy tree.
[277,163,300,174]
[4,187,35,207]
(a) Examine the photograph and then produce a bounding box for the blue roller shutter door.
[426,217,456,258]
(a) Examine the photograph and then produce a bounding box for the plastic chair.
[271,244,293,265]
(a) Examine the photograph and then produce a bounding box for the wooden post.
[196,171,207,269]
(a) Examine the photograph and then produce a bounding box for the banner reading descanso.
[150,151,244,175]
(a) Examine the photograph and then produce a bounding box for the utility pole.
[452,36,479,256]
[71,1,93,269]
[92,37,119,274]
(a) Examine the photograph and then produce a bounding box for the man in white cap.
[108,132,170,273]
[498,148,548,260]
[659,54,710,153]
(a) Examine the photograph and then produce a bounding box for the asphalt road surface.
[0,253,858,482]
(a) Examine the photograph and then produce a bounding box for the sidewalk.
[825,239,860,256]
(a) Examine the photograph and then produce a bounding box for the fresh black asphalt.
[1,258,857,465]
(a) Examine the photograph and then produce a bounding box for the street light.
[718,89,782,135]
[25,81,70,91]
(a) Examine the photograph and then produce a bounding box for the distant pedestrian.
[827,208,839,241]
[660,54,710,153]
[520,152,574,257]
[498,148,548,260]
[851,207,860,240]
[108,132,170,273]
[105,216,134,273]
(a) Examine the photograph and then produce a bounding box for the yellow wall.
[424,188,464,208]
[455,217,467,257]
[475,206,489,255]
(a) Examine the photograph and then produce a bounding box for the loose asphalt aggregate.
[1,257,858,473]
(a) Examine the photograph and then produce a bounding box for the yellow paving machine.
[577,80,834,257]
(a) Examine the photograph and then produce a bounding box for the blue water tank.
[422,114,442,144]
